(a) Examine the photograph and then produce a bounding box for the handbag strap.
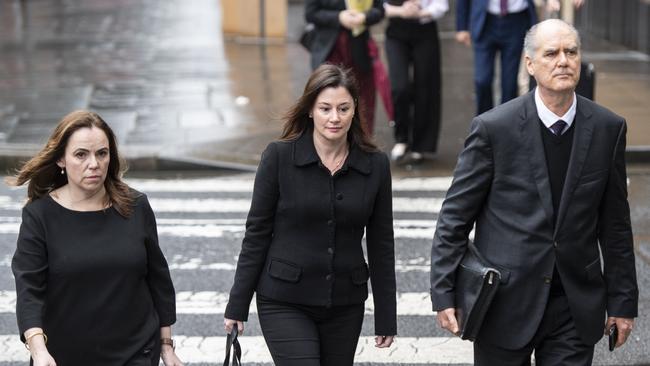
[223,326,241,366]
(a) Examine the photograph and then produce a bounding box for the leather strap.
[223,326,241,366]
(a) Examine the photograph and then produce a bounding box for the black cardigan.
[225,131,397,336]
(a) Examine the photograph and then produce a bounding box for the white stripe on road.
[0,217,442,239]
[0,197,444,214]
[167,258,432,272]
[126,176,454,193]
[0,335,473,363]
[148,197,444,213]
[0,196,443,213]
[0,291,436,316]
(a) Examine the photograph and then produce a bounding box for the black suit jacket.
[225,131,397,336]
[430,92,638,349]
[305,0,384,70]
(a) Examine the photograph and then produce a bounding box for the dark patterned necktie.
[550,120,567,135]
[500,0,508,15]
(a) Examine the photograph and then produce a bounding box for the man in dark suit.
[456,0,537,114]
[430,19,638,365]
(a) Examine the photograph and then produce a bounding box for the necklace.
[330,149,349,173]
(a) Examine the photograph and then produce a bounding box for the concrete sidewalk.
[0,0,648,174]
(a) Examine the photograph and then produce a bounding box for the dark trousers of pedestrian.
[256,295,365,366]
[473,10,530,114]
[474,294,595,366]
[385,21,442,153]
[326,31,376,134]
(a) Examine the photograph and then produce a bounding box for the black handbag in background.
[454,242,502,341]
[223,326,241,366]
[299,23,316,51]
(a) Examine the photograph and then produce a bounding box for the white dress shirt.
[419,0,449,22]
[487,0,529,15]
[535,87,577,135]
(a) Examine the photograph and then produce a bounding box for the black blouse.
[12,192,176,365]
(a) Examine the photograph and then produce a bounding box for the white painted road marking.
[124,176,454,193]
[0,335,473,364]
[0,291,436,316]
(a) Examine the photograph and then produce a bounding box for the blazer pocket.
[268,258,302,283]
[351,264,370,285]
[585,257,602,280]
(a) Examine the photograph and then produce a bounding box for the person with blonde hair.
[10,110,183,366]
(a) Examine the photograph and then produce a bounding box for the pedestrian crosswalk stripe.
[0,196,444,213]
[147,197,444,213]
[125,176,454,193]
[0,216,440,239]
[0,335,474,364]
[0,291,436,316]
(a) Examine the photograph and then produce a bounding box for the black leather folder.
[454,243,502,341]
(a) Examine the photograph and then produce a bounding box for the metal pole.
[259,0,266,39]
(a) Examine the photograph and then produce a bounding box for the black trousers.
[256,295,365,366]
[385,21,442,153]
[474,295,595,366]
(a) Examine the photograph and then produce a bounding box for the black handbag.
[299,23,316,51]
[454,242,502,341]
[222,327,241,366]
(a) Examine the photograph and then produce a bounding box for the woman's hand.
[31,347,56,366]
[375,335,395,348]
[338,10,365,30]
[25,329,56,366]
[401,1,421,18]
[224,318,245,335]
[161,346,184,366]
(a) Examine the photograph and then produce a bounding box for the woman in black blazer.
[305,0,385,134]
[224,64,396,366]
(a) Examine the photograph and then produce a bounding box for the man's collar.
[534,87,577,129]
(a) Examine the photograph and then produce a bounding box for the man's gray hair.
[524,19,581,59]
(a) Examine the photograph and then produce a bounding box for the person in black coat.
[9,110,182,366]
[224,64,397,366]
[305,0,385,134]
[384,0,448,161]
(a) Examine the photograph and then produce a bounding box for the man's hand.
[436,308,460,335]
[605,317,634,348]
[455,31,471,47]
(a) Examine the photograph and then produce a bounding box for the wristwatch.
[160,338,175,350]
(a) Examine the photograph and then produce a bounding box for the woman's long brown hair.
[280,64,377,151]
[7,110,134,217]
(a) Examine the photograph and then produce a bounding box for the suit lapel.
[519,93,555,230]
[554,97,594,237]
